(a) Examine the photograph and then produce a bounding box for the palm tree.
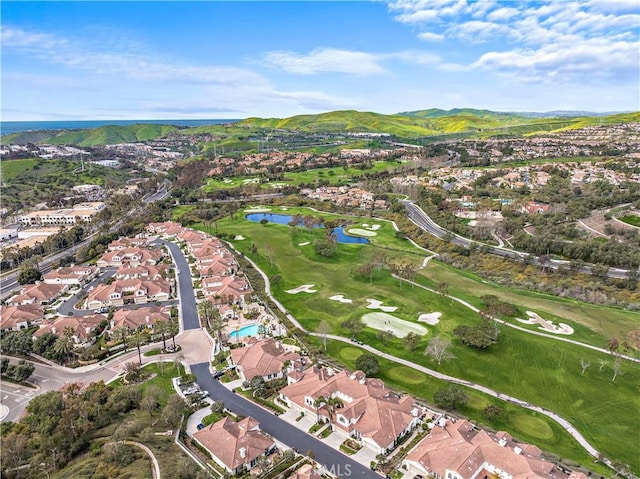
[326,396,343,430]
[314,395,326,424]
[131,329,146,365]
[53,335,74,362]
[168,319,179,350]
[115,326,131,352]
[198,299,216,329]
[155,320,168,351]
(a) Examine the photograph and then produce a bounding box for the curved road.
[160,239,382,479]
[402,200,633,280]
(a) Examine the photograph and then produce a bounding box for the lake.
[245,213,370,244]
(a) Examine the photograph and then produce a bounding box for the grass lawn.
[206,206,640,473]
[320,338,612,477]
[618,215,640,228]
[0,158,39,181]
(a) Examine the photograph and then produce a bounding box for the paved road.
[191,363,380,479]
[164,238,381,478]
[402,200,632,280]
[1,184,171,300]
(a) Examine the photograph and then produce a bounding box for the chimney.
[514,446,522,455]
[499,438,507,447]
[438,416,447,428]
[239,447,246,458]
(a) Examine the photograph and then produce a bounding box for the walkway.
[108,441,161,479]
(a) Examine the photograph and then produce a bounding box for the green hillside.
[2,110,638,147]
[45,124,178,146]
[237,110,441,136]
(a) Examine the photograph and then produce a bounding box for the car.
[196,423,205,430]
[413,475,425,479]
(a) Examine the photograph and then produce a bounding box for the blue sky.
[2,1,639,120]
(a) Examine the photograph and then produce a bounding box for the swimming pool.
[229,324,260,338]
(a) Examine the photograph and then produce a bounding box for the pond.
[245,213,370,244]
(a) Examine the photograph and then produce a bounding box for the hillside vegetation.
[2,110,638,147]
[48,124,178,146]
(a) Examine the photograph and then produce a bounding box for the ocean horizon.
[1,118,241,135]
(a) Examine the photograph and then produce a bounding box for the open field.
[205,205,640,472]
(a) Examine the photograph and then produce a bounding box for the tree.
[377,329,395,346]
[580,358,591,375]
[612,357,623,382]
[483,404,503,419]
[425,336,455,365]
[341,318,364,336]
[12,360,35,383]
[314,395,326,423]
[131,330,146,365]
[405,332,422,352]
[317,320,331,352]
[433,385,468,410]
[210,400,225,414]
[53,335,75,362]
[355,354,380,376]
[18,267,42,285]
[115,326,131,352]
[155,320,169,351]
[454,321,498,349]
[0,357,9,375]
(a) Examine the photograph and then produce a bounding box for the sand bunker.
[418,312,442,325]
[242,178,260,184]
[298,241,311,246]
[348,228,378,237]
[286,284,318,294]
[366,299,397,312]
[329,294,353,304]
[362,312,428,338]
[280,207,289,210]
[516,311,574,335]
[223,178,233,184]
[244,206,271,213]
[234,235,245,240]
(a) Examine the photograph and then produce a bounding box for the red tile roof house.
[6,283,68,306]
[43,265,98,285]
[0,304,45,332]
[279,367,421,455]
[146,221,184,238]
[110,306,170,331]
[33,314,105,345]
[229,338,301,383]
[201,275,251,306]
[96,247,163,268]
[107,237,147,250]
[114,264,165,281]
[193,416,277,475]
[403,418,589,479]
[85,279,171,310]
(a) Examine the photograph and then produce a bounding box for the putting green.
[362,312,428,338]
[340,347,363,361]
[511,413,554,440]
[466,393,490,410]
[387,366,425,385]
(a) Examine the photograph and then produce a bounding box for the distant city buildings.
[18,202,105,226]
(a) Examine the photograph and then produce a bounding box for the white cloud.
[472,37,640,83]
[486,7,520,22]
[418,31,445,41]
[452,20,513,42]
[264,48,388,76]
